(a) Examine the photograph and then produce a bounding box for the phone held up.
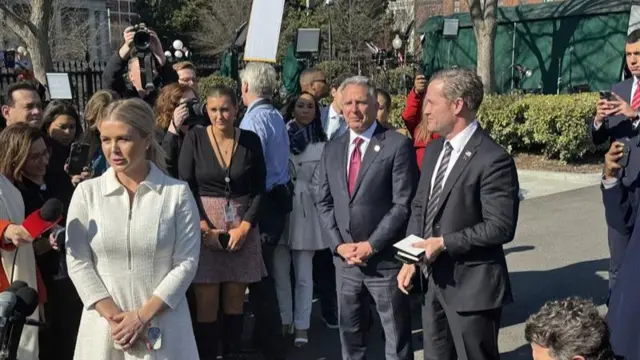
[599,90,613,101]
[618,138,631,168]
[66,142,91,176]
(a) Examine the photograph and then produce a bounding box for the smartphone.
[218,232,231,249]
[599,90,612,101]
[67,142,91,175]
[618,139,631,168]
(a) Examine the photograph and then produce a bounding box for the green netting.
[420,0,630,94]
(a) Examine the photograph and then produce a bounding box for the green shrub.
[197,75,238,101]
[389,92,600,162]
[316,61,355,84]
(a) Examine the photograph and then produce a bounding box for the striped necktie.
[421,142,453,276]
[632,80,640,111]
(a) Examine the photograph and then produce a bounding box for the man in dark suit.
[592,29,640,291]
[397,68,520,360]
[315,75,418,360]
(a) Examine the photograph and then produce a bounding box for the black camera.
[132,23,151,52]
[183,99,210,127]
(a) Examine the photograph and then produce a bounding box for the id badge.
[147,326,162,350]
[224,202,235,223]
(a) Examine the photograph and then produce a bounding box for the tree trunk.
[26,29,53,85]
[474,20,496,94]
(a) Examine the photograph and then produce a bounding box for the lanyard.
[209,126,237,201]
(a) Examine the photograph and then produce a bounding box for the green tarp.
[420,0,631,94]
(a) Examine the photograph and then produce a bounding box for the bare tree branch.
[192,0,252,55]
[0,4,34,40]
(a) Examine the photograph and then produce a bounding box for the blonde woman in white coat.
[66,98,200,360]
[274,92,328,347]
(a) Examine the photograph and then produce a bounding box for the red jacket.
[0,219,48,304]
[401,89,439,170]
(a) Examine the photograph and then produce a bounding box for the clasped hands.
[336,242,373,266]
[109,310,153,352]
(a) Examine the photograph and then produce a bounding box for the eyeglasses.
[27,148,50,162]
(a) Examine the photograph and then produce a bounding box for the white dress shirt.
[347,121,378,177]
[326,104,347,140]
[430,120,479,193]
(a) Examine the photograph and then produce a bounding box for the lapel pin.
[374,145,381,152]
[464,151,472,159]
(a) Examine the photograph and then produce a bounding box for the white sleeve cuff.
[593,121,603,130]
[602,177,619,189]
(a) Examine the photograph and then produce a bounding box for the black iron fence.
[0,60,220,112]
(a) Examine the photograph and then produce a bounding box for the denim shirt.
[239,98,290,191]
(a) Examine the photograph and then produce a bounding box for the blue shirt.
[240,98,290,190]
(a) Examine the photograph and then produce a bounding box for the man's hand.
[336,244,357,261]
[347,241,373,266]
[397,263,416,295]
[118,26,136,59]
[148,30,166,66]
[604,141,624,180]
[595,99,611,127]
[414,75,427,95]
[412,237,445,263]
[606,93,637,119]
[3,225,33,247]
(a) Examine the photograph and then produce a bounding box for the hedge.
[388,92,602,162]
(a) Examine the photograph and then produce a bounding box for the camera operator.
[155,83,202,178]
[102,25,177,106]
[591,29,640,293]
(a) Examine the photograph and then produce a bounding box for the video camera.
[131,23,157,92]
[132,23,152,53]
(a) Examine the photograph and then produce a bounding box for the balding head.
[300,68,328,99]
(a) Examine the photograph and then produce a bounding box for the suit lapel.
[420,138,444,209]
[623,78,633,103]
[433,128,484,216]
[338,133,350,197]
[350,125,385,201]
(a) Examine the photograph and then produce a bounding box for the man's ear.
[241,81,248,94]
[1,105,10,121]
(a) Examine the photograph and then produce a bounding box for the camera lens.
[133,31,151,51]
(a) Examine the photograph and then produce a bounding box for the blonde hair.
[103,98,167,172]
[84,90,119,129]
[173,61,196,72]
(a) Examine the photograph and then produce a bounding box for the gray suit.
[315,123,418,360]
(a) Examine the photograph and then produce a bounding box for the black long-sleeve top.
[178,127,266,226]
[102,52,177,105]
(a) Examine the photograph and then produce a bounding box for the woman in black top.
[179,85,266,360]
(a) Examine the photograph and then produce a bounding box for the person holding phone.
[592,29,640,293]
[179,85,267,360]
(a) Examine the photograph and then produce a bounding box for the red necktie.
[632,80,640,110]
[348,137,363,196]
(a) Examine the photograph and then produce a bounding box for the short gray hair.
[430,68,484,112]
[338,75,375,100]
[240,62,278,99]
[524,297,615,360]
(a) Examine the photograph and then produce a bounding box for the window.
[454,0,460,13]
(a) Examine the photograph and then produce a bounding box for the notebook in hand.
[393,235,426,264]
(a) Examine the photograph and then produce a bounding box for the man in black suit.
[397,68,520,360]
[315,75,418,360]
[592,29,640,291]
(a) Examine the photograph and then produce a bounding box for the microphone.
[4,286,38,360]
[0,282,33,360]
[21,199,63,239]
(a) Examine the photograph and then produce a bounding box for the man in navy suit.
[315,76,418,360]
[592,28,640,290]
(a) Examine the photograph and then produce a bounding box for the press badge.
[224,202,235,223]
[147,326,162,350]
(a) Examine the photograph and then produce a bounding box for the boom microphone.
[22,199,63,239]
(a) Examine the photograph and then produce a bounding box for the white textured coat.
[66,163,200,360]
